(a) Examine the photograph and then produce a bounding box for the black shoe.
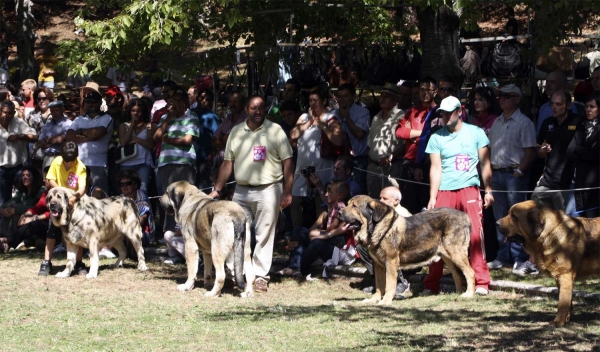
[38,260,52,276]
[73,261,87,276]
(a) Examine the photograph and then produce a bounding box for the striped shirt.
[157,109,200,168]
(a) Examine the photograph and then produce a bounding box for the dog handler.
[423,96,493,296]
[209,95,294,293]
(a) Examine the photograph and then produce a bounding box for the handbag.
[114,144,138,164]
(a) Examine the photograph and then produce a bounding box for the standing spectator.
[486,84,537,274]
[118,99,156,194]
[422,96,493,296]
[20,79,37,117]
[396,77,437,214]
[210,91,246,184]
[267,78,306,122]
[289,87,339,228]
[190,94,220,190]
[532,91,581,212]
[398,81,417,110]
[187,86,198,110]
[151,80,177,118]
[567,95,600,218]
[25,87,54,171]
[366,83,405,198]
[36,46,58,92]
[592,67,600,96]
[0,101,37,207]
[208,95,294,293]
[537,71,579,134]
[38,142,87,276]
[66,90,113,194]
[198,89,215,112]
[36,101,72,173]
[152,87,199,236]
[334,84,370,193]
[106,66,136,92]
[0,31,8,70]
[504,6,518,36]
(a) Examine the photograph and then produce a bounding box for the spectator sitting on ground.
[0,165,46,252]
[357,186,412,299]
[38,141,88,276]
[117,169,155,247]
[277,181,355,278]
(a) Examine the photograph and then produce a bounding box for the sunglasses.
[120,181,134,187]
[438,87,453,92]
[37,97,49,101]
[499,94,518,100]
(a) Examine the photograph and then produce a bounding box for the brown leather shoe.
[253,278,268,293]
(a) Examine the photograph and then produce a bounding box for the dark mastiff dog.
[338,195,475,305]
[47,187,148,278]
[160,181,254,297]
[497,200,600,327]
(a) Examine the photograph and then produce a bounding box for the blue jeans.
[287,227,310,270]
[492,171,528,264]
[0,165,22,207]
[120,164,153,195]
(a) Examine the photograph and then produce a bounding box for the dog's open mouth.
[49,204,62,218]
[342,221,361,231]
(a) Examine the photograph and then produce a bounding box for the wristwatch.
[213,188,222,196]
[514,168,524,177]
[34,215,39,221]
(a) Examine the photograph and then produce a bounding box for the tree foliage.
[56,0,600,78]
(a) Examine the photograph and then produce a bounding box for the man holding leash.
[423,96,493,296]
[209,95,294,293]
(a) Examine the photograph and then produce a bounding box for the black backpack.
[482,42,522,77]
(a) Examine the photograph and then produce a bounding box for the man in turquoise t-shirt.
[423,96,494,296]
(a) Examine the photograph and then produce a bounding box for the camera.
[300,166,316,176]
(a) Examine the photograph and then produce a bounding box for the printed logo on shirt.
[548,124,554,132]
[67,172,78,188]
[568,125,576,131]
[455,154,470,171]
[253,146,267,162]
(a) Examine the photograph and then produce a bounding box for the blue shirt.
[334,103,370,157]
[192,107,220,162]
[38,115,72,154]
[426,123,489,191]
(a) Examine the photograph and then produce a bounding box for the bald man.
[357,186,413,299]
[380,186,412,217]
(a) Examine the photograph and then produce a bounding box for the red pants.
[423,186,490,292]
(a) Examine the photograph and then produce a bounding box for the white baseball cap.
[437,96,461,113]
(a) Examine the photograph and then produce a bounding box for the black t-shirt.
[537,112,581,189]
[505,17,518,36]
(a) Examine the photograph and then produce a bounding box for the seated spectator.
[567,95,600,218]
[308,155,363,202]
[117,169,155,246]
[39,142,88,276]
[277,181,355,279]
[0,165,46,251]
[357,186,412,298]
[118,99,156,194]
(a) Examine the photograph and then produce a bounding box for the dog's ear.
[527,206,546,237]
[368,200,389,223]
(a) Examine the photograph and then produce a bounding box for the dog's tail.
[233,217,246,291]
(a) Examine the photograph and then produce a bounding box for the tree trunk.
[417,5,463,88]
[16,0,36,80]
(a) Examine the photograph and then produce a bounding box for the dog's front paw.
[204,290,220,297]
[549,319,566,328]
[461,292,474,298]
[137,263,148,271]
[361,297,379,304]
[55,271,70,278]
[378,298,393,306]
[177,283,194,291]
[240,290,254,298]
[86,272,98,279]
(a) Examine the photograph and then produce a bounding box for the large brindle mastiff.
[338,195,475,305]
[497,200,600,327]
[47,187,148,278]
[160,181,254,297]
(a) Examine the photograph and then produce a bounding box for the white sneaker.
[305,274,319,281]
[475,287,489,296]
[164,257,183,265]
[99,248,116,259]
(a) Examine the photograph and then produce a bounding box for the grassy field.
[0,251,599,352]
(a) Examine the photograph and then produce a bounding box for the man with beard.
[66,90,113,194]
[209,95,294,293]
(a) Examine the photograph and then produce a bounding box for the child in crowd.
[277,181,356,278]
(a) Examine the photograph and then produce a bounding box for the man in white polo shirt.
[66,90,113,194]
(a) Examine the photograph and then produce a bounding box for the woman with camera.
[289,86,344,228]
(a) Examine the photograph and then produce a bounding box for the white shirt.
[69,113,113,167]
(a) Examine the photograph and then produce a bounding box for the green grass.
[490,267,600,293]
[0,251,599,351]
